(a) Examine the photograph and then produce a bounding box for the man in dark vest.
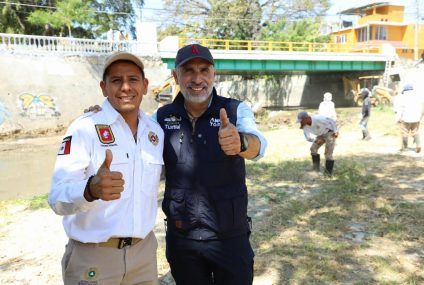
[156,44,268,285]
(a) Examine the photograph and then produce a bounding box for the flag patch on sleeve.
[58,136,72,155]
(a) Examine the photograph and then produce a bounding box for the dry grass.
[249,107,424,284]
[1,107,423,284]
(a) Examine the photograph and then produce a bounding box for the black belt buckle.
[118,237,132,249]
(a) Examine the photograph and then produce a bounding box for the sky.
[326,0,422,23]
[141,0,422,24]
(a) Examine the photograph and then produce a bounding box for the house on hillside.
[330,2,423,60]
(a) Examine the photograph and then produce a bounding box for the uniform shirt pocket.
[97,149,131,199]
[141,151,164,197]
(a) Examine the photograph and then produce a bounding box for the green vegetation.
[0,0,143,38]
[157,0,331,42]
[2,0,332,46]
[27,0,95,37]
[28,193,49,210]
[0,193,49,212]
[0,194,49,227]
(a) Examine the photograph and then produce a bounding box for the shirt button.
[197,133,202,138]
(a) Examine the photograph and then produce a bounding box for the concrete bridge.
[1,33,393,73]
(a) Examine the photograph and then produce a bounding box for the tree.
[260,18,330,43]
[206,0,262,39]
[158,0,330,41]
[158,25,186,41]
[0,0,56,35]
[260,0,330,21]
[27,0,94,37]
[90,0,143,39]
[0,0,144,39]
[258,0,331,43]
[160,0,262,40]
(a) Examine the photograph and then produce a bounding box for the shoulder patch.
[95,125,115,144]
[58,136,72,155]
[148,131,159,146]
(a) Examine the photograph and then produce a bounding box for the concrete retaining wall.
[0,53,170,136]
[2,53,397,137]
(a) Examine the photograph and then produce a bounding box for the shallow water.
[0,136,61,200]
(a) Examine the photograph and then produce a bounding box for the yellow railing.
[179,38,383,53]
[0,33,383,55]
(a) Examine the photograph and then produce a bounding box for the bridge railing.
[0,33,158,55]
[179,38,383,53]
[0,33,384,55]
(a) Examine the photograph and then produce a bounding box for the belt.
[83,237,143,249]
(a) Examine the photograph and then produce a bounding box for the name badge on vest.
[164,115,181,130]
[210,117,220,127]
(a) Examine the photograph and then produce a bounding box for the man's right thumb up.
[100,149,113,170]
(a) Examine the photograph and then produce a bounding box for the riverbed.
[0,135,63,200]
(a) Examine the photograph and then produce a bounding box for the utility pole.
[414,0,419,60]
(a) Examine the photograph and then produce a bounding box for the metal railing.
[179,38,383,53]
[0,33,384,55]
[0,33,158,55]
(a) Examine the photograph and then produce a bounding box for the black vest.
[157,89,249,240]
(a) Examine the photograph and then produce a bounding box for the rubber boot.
[414,135,421,153]
[401,137,408,150]
[325,160,334,176]
[311,154,320,172]
[362,130,371,140]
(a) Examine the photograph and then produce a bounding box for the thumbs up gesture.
[88,149,125,201]
[218,108,241,155]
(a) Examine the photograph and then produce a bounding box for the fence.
[0,33,158,56]
[0,33,385,56]
[179,38,383,53]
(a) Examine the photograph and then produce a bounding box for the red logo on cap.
[191,45,199,55]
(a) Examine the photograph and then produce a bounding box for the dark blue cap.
[296,111,309,123]
[361,88,370,97]
[175,44,214,68]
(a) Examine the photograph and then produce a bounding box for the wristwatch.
[239,132,249,152]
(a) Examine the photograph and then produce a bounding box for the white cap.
[323,92,332,101]
[102,52,144,78]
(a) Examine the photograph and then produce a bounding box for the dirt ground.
[0,108,423,284]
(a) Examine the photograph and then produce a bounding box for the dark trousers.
[166,233,254,285]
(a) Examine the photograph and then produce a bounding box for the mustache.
[187,83,207,88]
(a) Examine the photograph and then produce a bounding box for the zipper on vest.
[179,132,184,160]
[190,118,196,144]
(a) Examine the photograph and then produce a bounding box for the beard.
[181,85,213,104]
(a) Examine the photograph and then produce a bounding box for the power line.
[0,1,56,9]
[0,1,143,15]
[0,1,175,14]
[0,1,421,24]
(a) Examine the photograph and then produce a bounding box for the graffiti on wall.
[0,100,10,126]
[17,93,61,119]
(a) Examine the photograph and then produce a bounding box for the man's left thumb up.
[219,108,229,129]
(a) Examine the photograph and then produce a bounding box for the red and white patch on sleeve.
[58,136,72,155]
